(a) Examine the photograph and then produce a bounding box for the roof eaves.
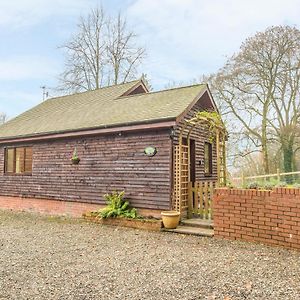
[175,85,208,124]
[0,116,177,143]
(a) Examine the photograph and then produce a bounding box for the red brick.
[284,211,297,217]
[258,233,271,239]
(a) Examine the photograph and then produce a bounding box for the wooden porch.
[172,112,226,220]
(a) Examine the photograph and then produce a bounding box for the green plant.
[276,181,287,187]
[71,147,80,162]
[292,183,300,189]
[226,181,235,188]
[263,182,275,190]
[97,191,138,219]
[194,111,225,143]
[247,182,259,189]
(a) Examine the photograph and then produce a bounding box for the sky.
[0,0,300,119]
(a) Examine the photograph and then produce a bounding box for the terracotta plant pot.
[161,211,180,229]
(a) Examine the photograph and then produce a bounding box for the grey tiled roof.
[0,80,206,139]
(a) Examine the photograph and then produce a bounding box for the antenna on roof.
[40,85,49,101]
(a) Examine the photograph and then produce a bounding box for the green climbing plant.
[192,111,224,143]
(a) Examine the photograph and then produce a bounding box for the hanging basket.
[71,157,80,165]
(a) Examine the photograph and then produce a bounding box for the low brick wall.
[213,188,300,250]
[0,196,162,218]
[83,215,163,231]
[0,196,104,217]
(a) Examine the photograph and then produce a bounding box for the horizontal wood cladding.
[0,129,172,210]
[173,91,218,182]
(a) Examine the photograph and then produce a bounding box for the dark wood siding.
[0,129,172,210]
[173,91,218,182]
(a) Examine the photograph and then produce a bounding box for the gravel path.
[0,210,299,300]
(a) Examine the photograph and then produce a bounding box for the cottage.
[0,79,225,218]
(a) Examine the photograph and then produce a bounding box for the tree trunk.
[262,142,270,176]
[282,140,294,183]
[261,114,270,176]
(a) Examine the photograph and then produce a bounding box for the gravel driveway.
[0,210,299,300]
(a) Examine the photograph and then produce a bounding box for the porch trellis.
[172,113,227,216]
[173,144,189,213]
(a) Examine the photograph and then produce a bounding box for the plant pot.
[71,158,80,165]
[161,211,180,229]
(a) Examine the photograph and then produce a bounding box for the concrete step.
[163,226,214,237]
[180,218,214,229]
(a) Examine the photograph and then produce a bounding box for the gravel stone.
[0,210,299,299]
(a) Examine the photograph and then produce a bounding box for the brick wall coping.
[215,187,300,197]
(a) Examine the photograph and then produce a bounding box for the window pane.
[25,147,33,173]
[6,149,14,173]
[204,143,212,175]
[15,148,25,174]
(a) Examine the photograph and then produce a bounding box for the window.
[204,142,212,176]
[5,147,33,174]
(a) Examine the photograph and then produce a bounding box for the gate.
[187,181,215,219]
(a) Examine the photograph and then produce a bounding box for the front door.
[189,139,196,183]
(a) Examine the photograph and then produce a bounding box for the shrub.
[247,182,259,189]
[96,191,138,219]
[263,182,275,190]
[226,181,235,188]
[276,181,287,187]
[292,183,300,189]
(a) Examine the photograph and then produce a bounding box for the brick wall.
[213,188,300,250]
[0,196,103,217]
[0,196,163,218]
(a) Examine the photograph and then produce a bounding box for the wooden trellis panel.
[216,130,226,187]
[173,145,189,213]
[188,180,215,219]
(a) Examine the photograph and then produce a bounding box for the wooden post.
[209,181,214,219]
[178,144,182,213]
[204,181,209,219]
[187,137,191,182]
[187,182,193,219]
[197,182,202,218]
[222,135,227,186]
[216,129,220,187]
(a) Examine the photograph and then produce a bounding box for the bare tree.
[59,7,107,92]
[0,113,7,125]
[211,26,300,181]
[58,7,146,93]
[106,13,145,85]
[268,26,300,180]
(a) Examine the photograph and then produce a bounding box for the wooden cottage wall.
[0,129,172,211]
[173,91,218,182]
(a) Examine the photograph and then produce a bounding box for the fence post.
[277,168,280,183]
[242,172,245,188]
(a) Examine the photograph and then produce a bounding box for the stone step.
[180,218,214,229]
[163,226,214,237]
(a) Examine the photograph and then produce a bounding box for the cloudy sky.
[1,0,300,118]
